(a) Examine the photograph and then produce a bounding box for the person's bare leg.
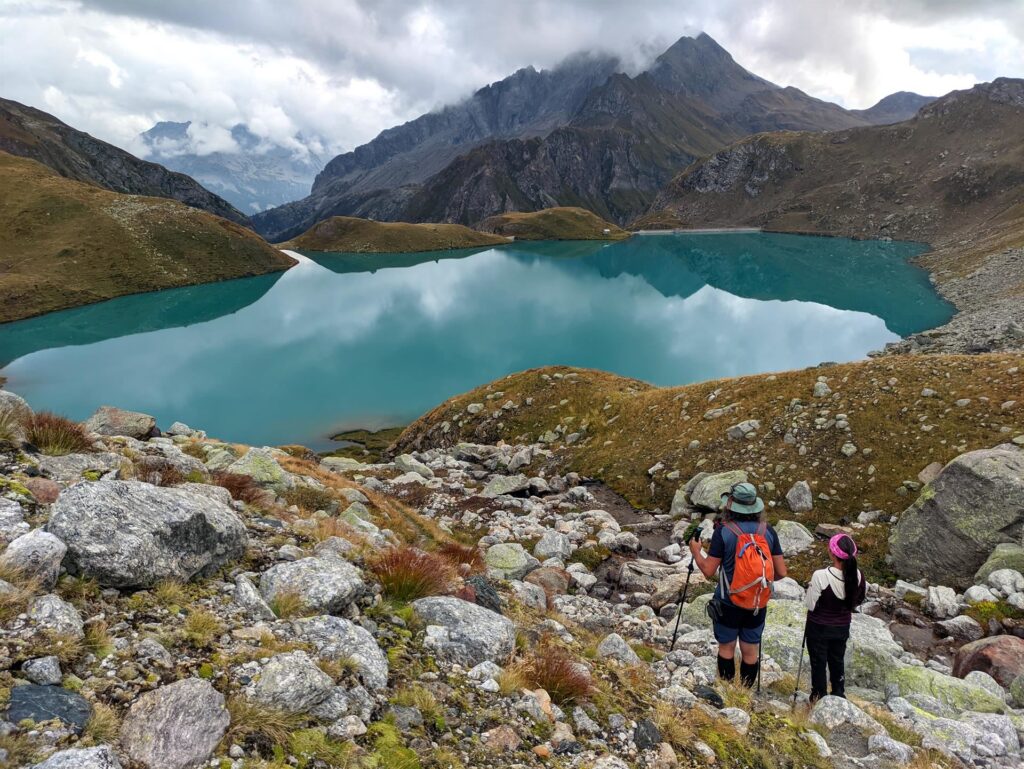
[739,640,759,664]
[718,642,736,660]
[739,640,760,687]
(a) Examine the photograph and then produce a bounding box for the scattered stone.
[485,542,539,580]
[808,695,883,734]
[29,594,84,639]
[0,528,66,590]
[225,447,293,492]
[634,718,662,749]
[23,655,62,686]
[726,419,759,440]
[6,684,91,732]
[975,543,1024,584]
[291,615,389,690]
[923,585,959,619]
[120,678,229,769]
[481,474,530,498]
[30,746,123,769]
[785,481,813,513]
[719,707,750,735]
[596,632,641,665]
[83,405,156,438]
[534,530,572,561]
[775,520,814,555]
[246,650,334,713]
[936,615,984,643]
[394,453,434,478]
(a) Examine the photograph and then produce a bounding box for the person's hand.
[688,538,702,558]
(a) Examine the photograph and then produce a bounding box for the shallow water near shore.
[0,233,952,449]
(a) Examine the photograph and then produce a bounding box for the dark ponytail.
[837,535,859,609]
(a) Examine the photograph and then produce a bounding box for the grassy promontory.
[281,215,509,253]
[0,152,295,323]
[394,353,1024,579]
[478,206,630,241]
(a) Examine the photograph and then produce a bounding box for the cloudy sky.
[1,0,1021,159]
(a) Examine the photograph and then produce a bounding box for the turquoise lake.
[0,233,953,449]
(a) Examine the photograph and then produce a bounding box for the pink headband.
[829,533,857,560]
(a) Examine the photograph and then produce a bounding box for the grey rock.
[867,734,914,763]
[785,481,813,513]
[964,585,997,604]
[290,615,389,690]
[534,530,572,561]
[260,556,365,615]
[29,594,84,639]
[394,454,434,478]
[0,498,29,543]
[134,638,173,668]
[813,381,832,397]
[726,420,759,441]
[413,596,516,667]
[936,615,984,643]
[0,389,32,438]
[718,707,750,735]
[246,650,334,714]
[233,574,275,621]
[987,567,1024,595]
[6,684,91,732]
[890,446,1024,589]
[975,543,1024,584]
[328,715,367,740]
[31,746,124,769]
[688,470,747,510]
[485,542,539,580]
[772,577,805,601]
[0,528,66,589]
[83,406,156,439]
[23,655,62,685]
[36,452,125,483]
[480,474,530,498]
[225,447,293,492]
[120,678,229,769]
[923,585,959,619]
[808,695,883,734]
[596,632,641,664]
[775,520,814,555]
[47,481,247,588]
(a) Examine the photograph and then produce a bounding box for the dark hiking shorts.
[710,599,768,644]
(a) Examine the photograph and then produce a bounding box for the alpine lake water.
[0,233,953,450]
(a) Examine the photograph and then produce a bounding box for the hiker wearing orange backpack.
[688,482,788,687]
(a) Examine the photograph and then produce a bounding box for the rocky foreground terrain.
[1,355,1024,768]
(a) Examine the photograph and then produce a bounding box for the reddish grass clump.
[436,542,486,576]
[369,546,456,602]
[211,471,267,505]
[25,411,92,456]
[517,643,595,705]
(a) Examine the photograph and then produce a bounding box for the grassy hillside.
[477,206,631,240]
[0,152,295,323]
[281,215,509,252]
[394,354,1024,579]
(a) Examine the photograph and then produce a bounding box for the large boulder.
[0,528,66,589]
[260,556,365,615]
[290,615,389,690]
[953,635,1024,689]
[120,678,228,769]
[975,543,1024,585]
[412,596,516,667]
[889,446,1024,589]
[46,481,247,588]
[31,746,123,768]
[83,405,156,439]
[688,470,747,510]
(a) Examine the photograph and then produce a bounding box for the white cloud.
[0,0,1020,161]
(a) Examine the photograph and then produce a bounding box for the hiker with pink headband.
[803,533,866,702]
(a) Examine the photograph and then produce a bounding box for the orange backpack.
[721,521,775,612]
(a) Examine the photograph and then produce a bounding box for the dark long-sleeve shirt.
[805,566,866,627]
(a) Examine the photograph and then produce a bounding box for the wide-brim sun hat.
[720,481,764,515]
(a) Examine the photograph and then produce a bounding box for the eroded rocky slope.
[2,356,1024,768]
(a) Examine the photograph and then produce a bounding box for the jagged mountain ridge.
[140,121,324,214]
[0,98,250,225]
[253,33,924,240]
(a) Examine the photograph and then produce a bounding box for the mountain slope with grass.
[640,78,1024,354]
[253,34,917,240]
[0,152,294,322]
[477,207,630,240]
[0,97,250,225]
[281,215,508,253]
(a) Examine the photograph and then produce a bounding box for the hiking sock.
[740,660,759,688]
[717,655,735,681]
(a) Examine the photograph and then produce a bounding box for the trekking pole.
[757,644,762,694]
[791,620,808,711]
[669,556,697,651]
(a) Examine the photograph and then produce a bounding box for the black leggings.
[806,621,849,700]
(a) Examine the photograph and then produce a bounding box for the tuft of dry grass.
[83,619,114,659]
[23,630,83,664]
[81,702,120,744]
[183,608,223,647]
[435,542,485,576]
[25,411,92,456]
[0,565,40,623]
[0,409,23,443]
[153,579,187,608]
[508,643,595,705]
[282,484,337,513]
[369,546,457,602]
[211,471,268,505]
[224,696,307,747]
[268,589,311,620]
